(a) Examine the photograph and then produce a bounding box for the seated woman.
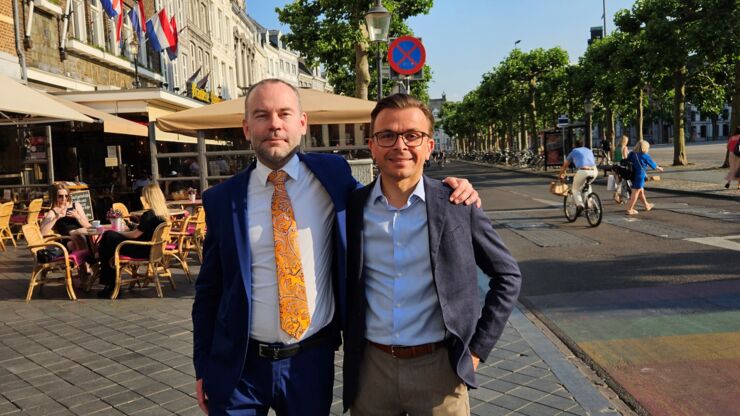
[40,184,91,252]
[96,183,169,298]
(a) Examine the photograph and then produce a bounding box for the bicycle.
[562,176,603,227]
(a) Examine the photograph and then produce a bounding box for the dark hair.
[370,94,434,134]
[574,139,584,147]
[735,125,740,135]
[243,78,302,116]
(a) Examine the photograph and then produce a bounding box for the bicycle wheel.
[563,193,578,222]
[585,193,603,227]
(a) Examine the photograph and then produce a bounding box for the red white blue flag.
[128,1,146,40]
[101,0,121,19]
[146,9,175,53]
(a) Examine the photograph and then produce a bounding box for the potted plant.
[107,208,124,230]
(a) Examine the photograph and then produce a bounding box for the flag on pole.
[101,0,121,18]
[166,15,178,60]
[129,1,146,40]
[196,72,210,89]
[146,9,175,53]
[185,67,202,85]
[115,6,124,43]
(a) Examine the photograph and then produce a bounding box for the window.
[89,0,105,48]
[71,0,87,42]
[700,125,706,138]
[217,10,223,42]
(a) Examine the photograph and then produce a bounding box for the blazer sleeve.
[191,190,224,380]
[468,205,522,361]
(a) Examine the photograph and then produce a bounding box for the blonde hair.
[635,140,650,154]
[619,135,629,148]
[142,183,169,222]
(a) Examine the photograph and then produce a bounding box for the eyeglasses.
[57,194,70,199]
[372,131,430,148]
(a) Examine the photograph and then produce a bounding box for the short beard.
[253,133,300,170]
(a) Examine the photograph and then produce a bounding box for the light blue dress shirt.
[363,177,446,346]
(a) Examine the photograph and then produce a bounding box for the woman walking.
[625,140,663,215]
[724,127,740,189]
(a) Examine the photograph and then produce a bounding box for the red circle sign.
[387,36,426,76]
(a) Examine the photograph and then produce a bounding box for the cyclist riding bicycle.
[558,139,598,215]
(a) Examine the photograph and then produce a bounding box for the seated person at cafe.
[95,183,169,298]
[40,183,91,252]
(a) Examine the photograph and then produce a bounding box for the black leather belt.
[369,340,446,359]
[249,325,333,361]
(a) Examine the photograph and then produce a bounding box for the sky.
[247,0,636,101]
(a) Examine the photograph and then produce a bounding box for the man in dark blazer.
[192,80,479,416]
[343,94,522,415]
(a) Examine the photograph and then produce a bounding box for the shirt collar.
[371,175,426,207]
[253,154,301,187]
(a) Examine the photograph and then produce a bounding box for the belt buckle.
[258,344,281,360]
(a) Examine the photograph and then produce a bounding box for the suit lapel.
[424,176,447,275]
[350,181,374,283]
[232,163,255,301]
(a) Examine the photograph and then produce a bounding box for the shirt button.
[397,272,402,277]
[396,303,401,308]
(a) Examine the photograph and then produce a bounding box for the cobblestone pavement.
[0,245,623,416]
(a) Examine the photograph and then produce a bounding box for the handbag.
[549,180,569,196]
[36,246,65,263]
[606,174,616,191]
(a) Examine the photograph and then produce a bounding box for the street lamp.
[365,0,391,101]
[129,37,141,88]
[584,98,594,148]
[514,39,521,48]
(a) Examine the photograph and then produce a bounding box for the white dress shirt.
[247,155,335,343]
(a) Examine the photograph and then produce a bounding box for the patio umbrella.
[0,73,94,125]
[50,95,147,137]
[156,88,376,135]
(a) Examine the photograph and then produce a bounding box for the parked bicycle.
[563,176,603,227]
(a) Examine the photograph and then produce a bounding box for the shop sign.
[188,83,222,104]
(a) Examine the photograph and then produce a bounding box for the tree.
[277,0,433,99]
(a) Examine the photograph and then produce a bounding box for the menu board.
[70,190,94,221]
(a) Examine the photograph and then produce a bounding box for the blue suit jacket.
[342,176,522,410]
[192,153,359,404]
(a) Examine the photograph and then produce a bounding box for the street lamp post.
[584,98,594,148]
[514,39,521,49]
[365,0,391,101]
[129,37,141,88]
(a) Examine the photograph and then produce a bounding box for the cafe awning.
[50,95,147,137]
[156,88,376,135]
[0,73,94,125]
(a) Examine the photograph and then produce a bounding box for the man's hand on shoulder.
[196,379,208,414]
[442,177,481,208]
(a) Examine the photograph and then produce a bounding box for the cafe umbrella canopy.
[155,87,375,135]
[0,73,94,125]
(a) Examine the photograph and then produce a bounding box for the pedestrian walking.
[613,135,631,203]
[342,94,521,415]
[625,140,663,215]
[724,126,740,190]
[191,79,479,416]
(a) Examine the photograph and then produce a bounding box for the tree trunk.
[529,79,538,150]
[354,23,370,100]
[606,108,615,157]
[673,66,688,165]
[637,87,644,143]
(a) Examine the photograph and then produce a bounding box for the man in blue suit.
[192,79,478,415]
[343,94,522,415]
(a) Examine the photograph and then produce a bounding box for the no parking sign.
[387,36,426,76]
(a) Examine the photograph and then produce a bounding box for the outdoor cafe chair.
[163,206,206,283]
[11,198,43,243]
[111,202,131,219]
[0,201,15,250]
[22,223,91,302]
[109,222,174,299]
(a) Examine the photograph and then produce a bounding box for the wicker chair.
[109,222,173,299]
[111,202,131,219]
[11,198,43,242]
[22,224,90,302]
[0,201,15,250]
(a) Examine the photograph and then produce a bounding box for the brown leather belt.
[369,341,446,359]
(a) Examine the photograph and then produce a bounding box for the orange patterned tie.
[268,170,310,339]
